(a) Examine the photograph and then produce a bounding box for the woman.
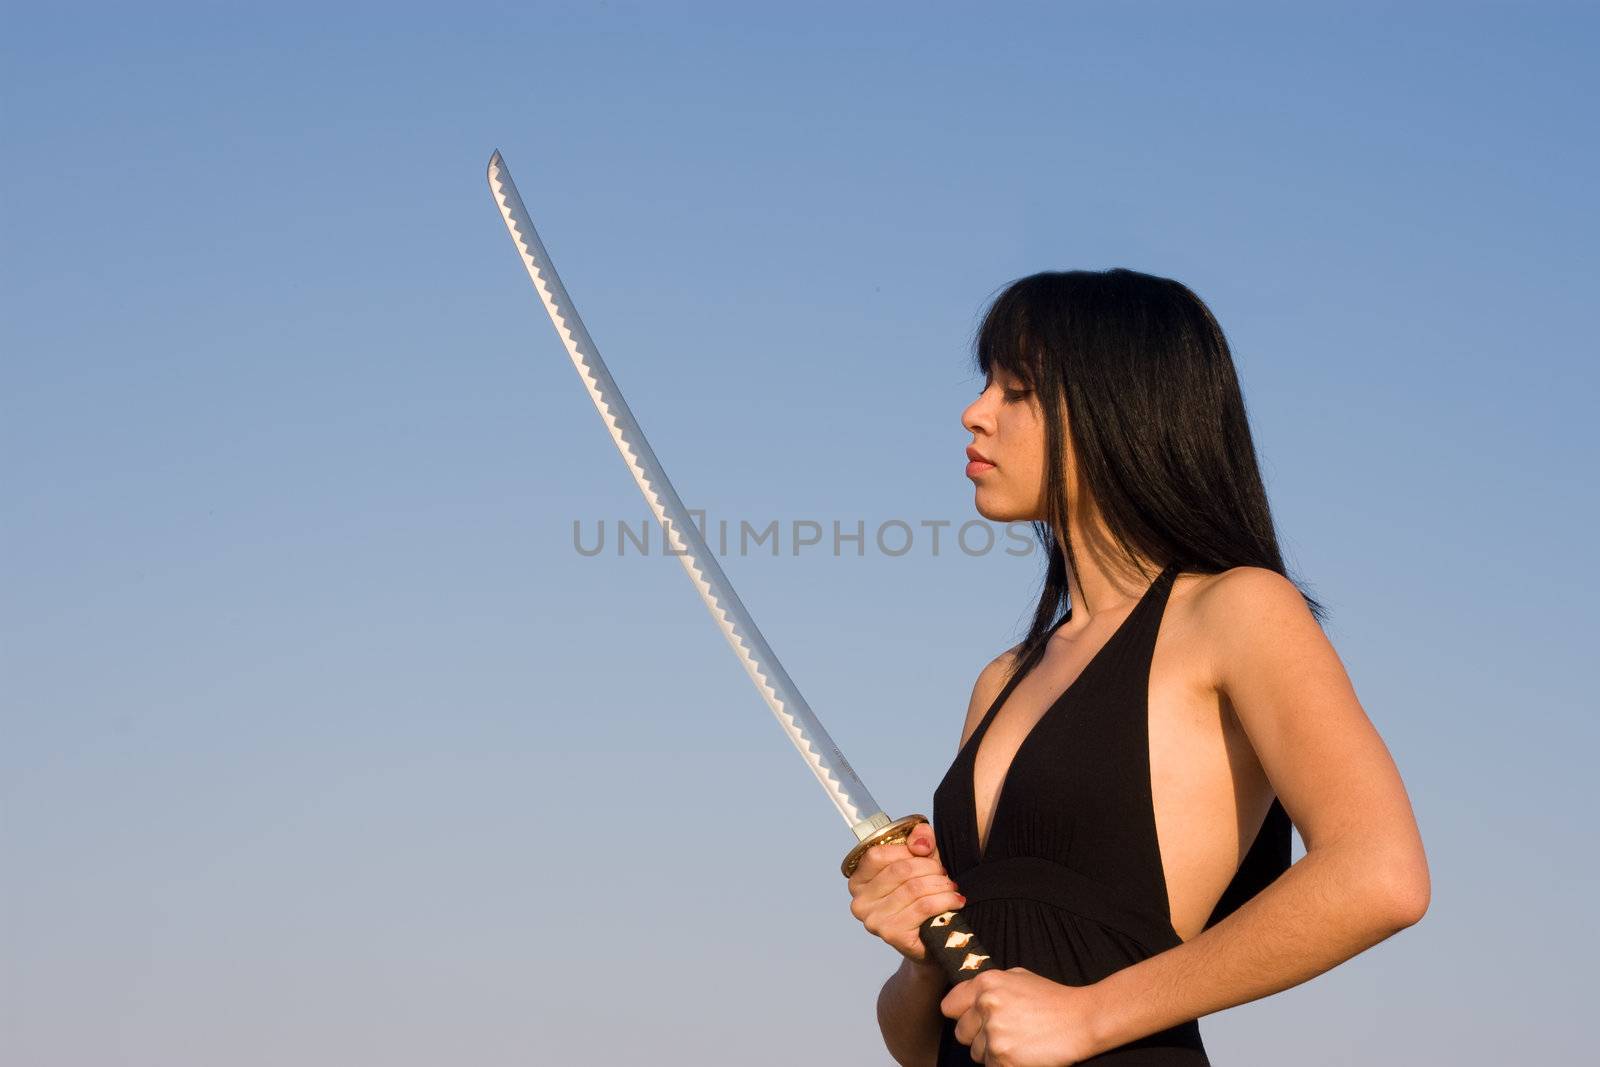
[845,270,1430,1066]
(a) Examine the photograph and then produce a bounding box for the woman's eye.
[976,378,1029,402]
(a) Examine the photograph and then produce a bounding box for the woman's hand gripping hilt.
[841,814,997,984]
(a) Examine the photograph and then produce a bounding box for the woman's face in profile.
[962,367,1047,523]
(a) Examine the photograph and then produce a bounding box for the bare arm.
[873,649,1018,1064]
[1082,567,1431,1054]
[877,957,953,1066]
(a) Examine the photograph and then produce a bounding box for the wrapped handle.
[917,905,995,983]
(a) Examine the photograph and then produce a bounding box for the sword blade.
[487,150,891,840]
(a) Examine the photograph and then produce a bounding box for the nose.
[963,388,994,435]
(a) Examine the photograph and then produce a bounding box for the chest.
[968,632,1228,857]
[954,609,1270,938]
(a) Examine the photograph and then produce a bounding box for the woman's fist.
[844,821,966,965]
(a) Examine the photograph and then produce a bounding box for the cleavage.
[971,619,1127,857]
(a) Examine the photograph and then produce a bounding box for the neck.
[1050,513,1165,623]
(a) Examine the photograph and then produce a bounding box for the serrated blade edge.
[487,150,887,837]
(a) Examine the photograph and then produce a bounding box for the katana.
[486,150,992,984]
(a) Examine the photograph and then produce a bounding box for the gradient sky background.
[5,2,1596,1064]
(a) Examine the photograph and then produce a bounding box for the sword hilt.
[841,813,997,985]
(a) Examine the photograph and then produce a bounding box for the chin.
[972,492,1024,523]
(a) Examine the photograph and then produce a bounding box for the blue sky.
[4,2,1596,1063]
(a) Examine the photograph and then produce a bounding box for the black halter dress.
[931,562,1291,1064]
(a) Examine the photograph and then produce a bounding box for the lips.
[966,445,994,465]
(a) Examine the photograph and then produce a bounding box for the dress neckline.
[966,561,1180,863]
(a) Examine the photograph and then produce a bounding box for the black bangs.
[972,279,1043,389]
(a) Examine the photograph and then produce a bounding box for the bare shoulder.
[1182,565,1327,693]
[957,646,1022,751]
[1177,566,1430,925]
[1186,563,1307,610]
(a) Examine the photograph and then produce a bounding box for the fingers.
[846,841,909,894]
[882,889,968,956]
[851,851,947,908]
[850,872,962,935]
[942,971,1002,1057]
[874,868,963,915]
[848,824,943,886]
[870,883,966,959]
[954,1002,983,1048]
[851,837,933,887]
[939,978,975,1021]
[845,824,966,963]
[851,875,966,960]
[853,855,955,910]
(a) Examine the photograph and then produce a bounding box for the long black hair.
[973,268,1327,681]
